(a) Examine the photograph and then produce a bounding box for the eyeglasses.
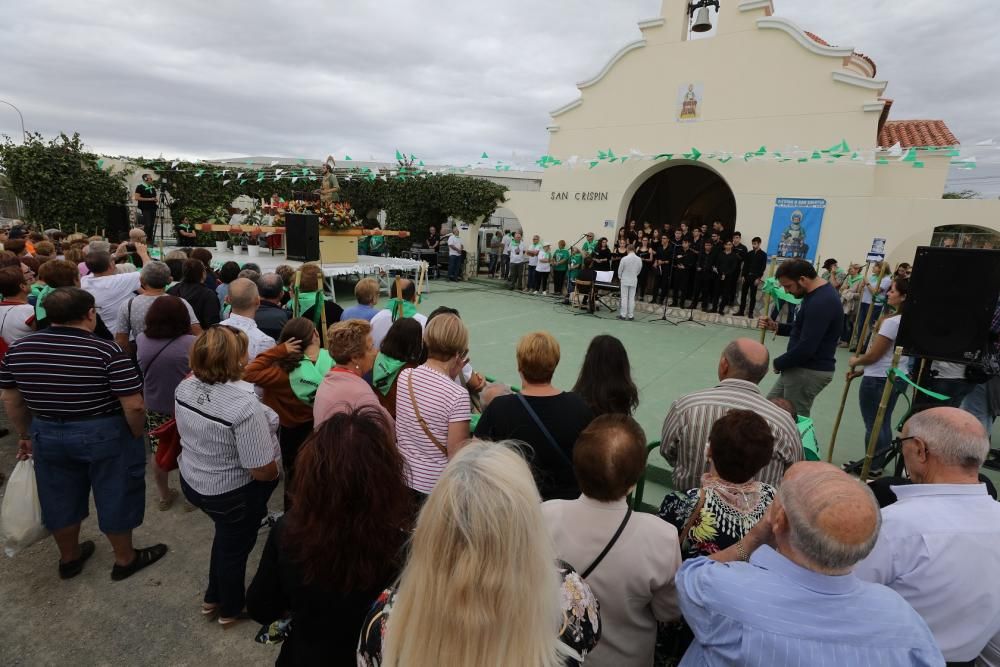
[891,436,918,448]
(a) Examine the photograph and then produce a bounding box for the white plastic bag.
[1,459,49,557]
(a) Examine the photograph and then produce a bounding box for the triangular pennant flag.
[194,169,204,177]
[755,146,767,156]
[810,151,822,160]
[97,159,105,169]
[685,148,702,161]
[236,172,244,180]
[798,157,809,163]
[418,160,424,167]
[275,168,283,175]
[597,150,608,160]
[270,160,279,166]
[395,149,403,160]
[877,158,890,165]
[296,158,305,165]
[291,176,298,183]
[589,161,599,169]
[344,155,352,160]
[653,153,673,160]
[223,179,231,186]
[170,160,180,169]
[239,179,247,185]
[719,156,732,164]
[887,142,903,157]
[912,161,925,168]
[620,156,629,163]
[900,148,918,162]
[481,152,489,159]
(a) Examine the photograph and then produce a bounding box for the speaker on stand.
[284,213,320,262]
[104,204,130,242]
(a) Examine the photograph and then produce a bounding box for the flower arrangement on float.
[272,199,358,230]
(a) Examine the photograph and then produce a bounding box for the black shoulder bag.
[581,506,633,579]
[516,393,572,466]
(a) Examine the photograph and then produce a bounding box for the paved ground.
[2,276,996,665]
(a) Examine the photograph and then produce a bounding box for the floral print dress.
[356,560,601,666]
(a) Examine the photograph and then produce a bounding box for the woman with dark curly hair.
[572,334,639,417]
[247,407,411,665]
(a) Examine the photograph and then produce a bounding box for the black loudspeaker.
[104,204,130,242]
[898,247,1000,364]
[284,213,319,262]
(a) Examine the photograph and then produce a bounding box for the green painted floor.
[333,276,1000,507]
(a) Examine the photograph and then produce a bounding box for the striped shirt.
[175,378,280,496]
[676,546,943,666]
[0,326,142,419]
[660,379,802,492]
[395,365,470,494]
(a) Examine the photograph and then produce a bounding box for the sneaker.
[627,316,634,321]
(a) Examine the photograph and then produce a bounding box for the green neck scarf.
[384,298,417,322]
[372,352,407,396]
[845,274,864,288]
[32,283,55,321]
[288,349,334,405]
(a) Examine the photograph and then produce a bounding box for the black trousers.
[740,276,759,315]
[553,271,566,295]
[279,421,313,510]
[139,206,157,240]
[672,271,689,304]
[693,274,715,308]
[655,270,671,302]
[181,476,277,617]
[637,266,650,299]
[715,275,737,311]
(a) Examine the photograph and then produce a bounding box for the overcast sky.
[1,0,997,191]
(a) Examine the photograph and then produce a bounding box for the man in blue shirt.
[758,258,843,417]
[675,461,943,666]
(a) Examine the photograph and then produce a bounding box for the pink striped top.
[395,365,470,494]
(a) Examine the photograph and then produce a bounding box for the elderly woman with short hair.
[114,261,201,353]
[474,331,593,500]
[312,318,389,428]
[176,326,281,626]
[340,277,381,321]
[544,414,681,667]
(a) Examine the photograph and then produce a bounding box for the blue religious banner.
[766,198,826,262]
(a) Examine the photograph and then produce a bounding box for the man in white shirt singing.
[617,244,643,321]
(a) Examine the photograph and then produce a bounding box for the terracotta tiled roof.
[878,120,959,148]
[805,32,878,77]
[804,31,830,46]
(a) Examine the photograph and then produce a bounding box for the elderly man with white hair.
[854,407,1000,665]
[675,461,942,666]
[219,277,274,360]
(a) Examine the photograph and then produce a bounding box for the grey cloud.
[1,0,996,194]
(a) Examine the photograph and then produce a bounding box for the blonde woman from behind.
[357,440,602,667]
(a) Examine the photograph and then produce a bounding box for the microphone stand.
[650,246,679,326]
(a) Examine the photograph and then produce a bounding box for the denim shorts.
[30,414,146,534]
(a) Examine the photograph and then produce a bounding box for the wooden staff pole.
[826,371,858,463]
[847,262,873,350]
[758,257,779,344]
[853,262,888,353]
[860,347,904,482]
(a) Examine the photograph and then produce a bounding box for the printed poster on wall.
[676,82,703,122]
[766,198,826,262]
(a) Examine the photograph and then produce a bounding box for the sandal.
[218,611,249,629]
[201,603,220,616]
[58,540,96,580]
[111,544,168,581]
[158,488,179,512]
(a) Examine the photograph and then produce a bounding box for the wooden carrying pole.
[846,262,873,350]
[758,257,778,344]
[826,371,857,463]
[852,262,887,352]
[859,347,904,482]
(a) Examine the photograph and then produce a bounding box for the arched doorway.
[623,162,736,235]
[932,224,1000,249]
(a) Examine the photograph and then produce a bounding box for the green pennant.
[409,154,416,161]
[395,149,403,160]
[620,156,628,163]
[344,155,352,160]
[877,158,889,164]
[684,148,702,161]
[719,156,732,163]
[755,145,767,156]
[589,161,599,169]
[912,161,925,168]
[810,151,822,160]
[195,169,204,177]
[418,160,425,167]
[901,148,918,162]
[481,152,489,159]
[653,153,673,160]
[597,150,608,160]
[239,179,247,185]
[96,159,105,169]
[798,157,809,163]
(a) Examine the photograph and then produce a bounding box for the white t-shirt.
[536,250,551,273]
[861,276,892,305]
[502,234,512,254]
[219,313,275,360]
[447,234,463,256]
[0,303,35,345]
[370,308,428,349]
[81,272,142,335]
[528,243,542,267]
[932,360,967,380]
[509,241,526,264]
[864,315,905,378]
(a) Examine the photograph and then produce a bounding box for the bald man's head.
[778,462,880,573]
[904,407,990,471]
[720,338,770,384]
[227,278,259,313]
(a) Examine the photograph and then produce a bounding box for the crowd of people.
[1,222,1000,666]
